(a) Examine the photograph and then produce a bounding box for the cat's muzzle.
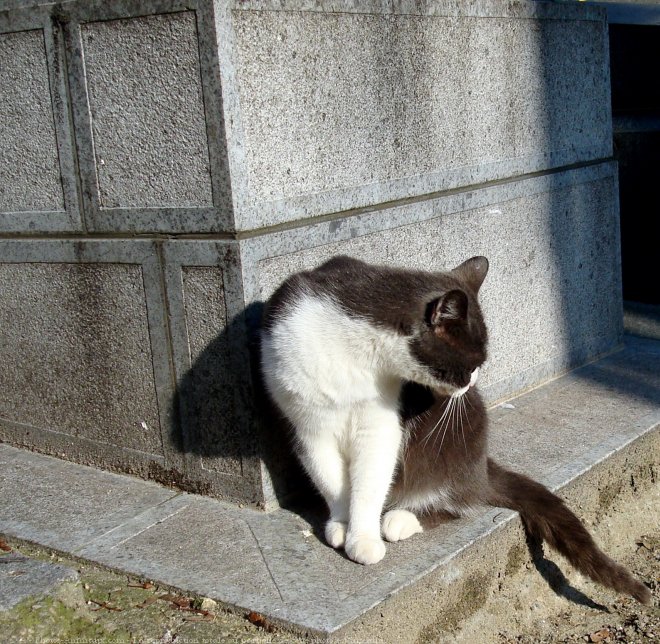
[450,367,480,398]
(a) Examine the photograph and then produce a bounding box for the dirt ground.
[496,531,660,644]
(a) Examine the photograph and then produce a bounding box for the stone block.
[0,555,79,612]
[225,1,611,229]
[161,241,268,504]
[240,161,623,405]
[80,12,212,210]
[0,240,179,480]
[0,9,81,232]
[59,0,233,233]
[0,0,613,234]
[0,238,279,507]
[0,446,179,552]
[0,28,62,213]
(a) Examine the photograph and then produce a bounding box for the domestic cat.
[260,255,650,603]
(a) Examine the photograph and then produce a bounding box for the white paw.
[345,533,386,565]
[325,520,347,548]
[382,509,423,542]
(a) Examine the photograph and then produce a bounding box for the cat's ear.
[428,289,468,326]
[451,256,489,294]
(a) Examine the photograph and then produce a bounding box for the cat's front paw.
[325,520,347,548]
[382,509,423,542]
[345,533,386,565]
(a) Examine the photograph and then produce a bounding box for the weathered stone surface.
[228,1,610,228]
[0,262,163,455]
[0,555,79,612]
[241,163,623,405]
[0,446,178,552]
[0,28,63,212]
[80,11,212,209]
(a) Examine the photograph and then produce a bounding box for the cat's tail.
[486,458,651,604]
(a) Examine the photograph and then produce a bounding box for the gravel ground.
[497,531,660,644]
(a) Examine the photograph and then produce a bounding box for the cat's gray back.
[264,255,450,334]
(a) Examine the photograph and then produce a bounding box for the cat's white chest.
[261,295,409,408]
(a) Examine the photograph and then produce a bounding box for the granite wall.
[0,0,621,507]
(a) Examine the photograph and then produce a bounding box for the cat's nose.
[468,368,479,388]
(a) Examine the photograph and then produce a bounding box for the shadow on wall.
[531,16,625,383]
[169,301,314,508]
[168,9,644,508]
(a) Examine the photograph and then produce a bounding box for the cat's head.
[408,256,489,397]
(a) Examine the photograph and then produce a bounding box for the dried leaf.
[135,596,158,609]
[0,539,12,552]
[128,581,155,590]
[637,535,660,551]
[247,611,275,633]
[157,593,179,603]
[170,596,191,609]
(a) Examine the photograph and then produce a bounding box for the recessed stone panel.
[0,29,64,212]
[0,262,163,455]
[179,266,242,476]
[81,11,212,209]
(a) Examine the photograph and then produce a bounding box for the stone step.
[0,335,658,641]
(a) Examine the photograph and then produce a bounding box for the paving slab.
[0,553,78,612]
[0,336,658,639]
[624,300,660,341]
[0,448,179,551]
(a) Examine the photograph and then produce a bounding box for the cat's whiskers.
[423,400,445,449]
[422,397,451,448]
[434,395,457,458]
[451,396,461,445]
[458,395,468,455]
[464,397,474,433]
[408,408,432,439]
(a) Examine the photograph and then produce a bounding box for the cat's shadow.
[171,302,611,608]
[169,300,313,505]
[525,532,610,611]
[422,513,609,610]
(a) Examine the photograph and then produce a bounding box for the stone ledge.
[1,336,657,639]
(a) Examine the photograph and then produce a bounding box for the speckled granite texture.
[0,0,624,506]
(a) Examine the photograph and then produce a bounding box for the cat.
[260,255,650,604]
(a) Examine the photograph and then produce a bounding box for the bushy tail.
[487,458,650,604]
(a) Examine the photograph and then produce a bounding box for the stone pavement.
[0,553,79,612]
[0,335,659,640]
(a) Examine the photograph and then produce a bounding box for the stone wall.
[0,0,621,507]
